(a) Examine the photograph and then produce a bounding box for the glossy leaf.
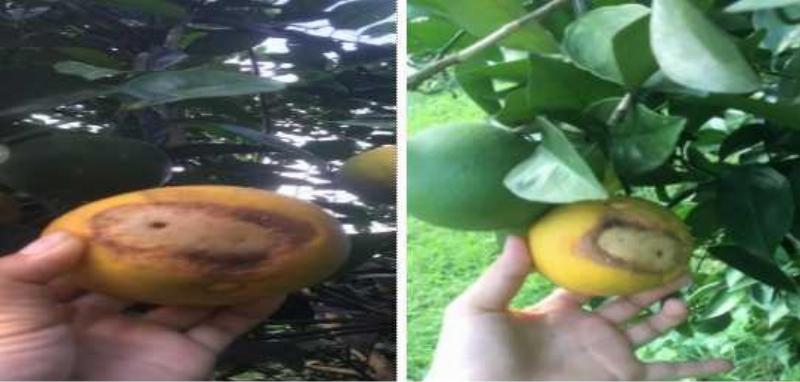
[54,61,124,81]
[727,0,800,12]
[650,0,760,93]
[0,67,110,117]
[686,200,722,241]
[613,16,658,88]
[717,166,795,256]
[328,0,395,30]
[91,0,186,18]
[563,4,650,85]
[119,69,286,109]
[499,55,622,125]
[688,95,800,131]
[719,124,771,159]
[606,102,686,176]
[431,0,559,53]
[709,245,797,291]
[504,119,608,203]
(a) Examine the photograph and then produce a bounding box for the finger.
[47,276,86,302]
[596,274,691,324]
[456,236,531,312]
[644,359,732,380]
[186,295,285,352]
[0,232,85,284]
[143,306,216,330]
[71,293,133,322]
[531,288,591,311]
[625,298,688,346]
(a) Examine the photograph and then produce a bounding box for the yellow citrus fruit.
[528,197,693,296]
[44,185,349,306]
[340,145,396,203]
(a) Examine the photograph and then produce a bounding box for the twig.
[433,29,466,60]
[571,0,588,16]
[667,186,698,208]
[407,0,570,89]
[606,91,637,127]
[247,48,273,135]
[306,364,363,378]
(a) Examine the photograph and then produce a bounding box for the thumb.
[457,235,532,312]
[0,232,85,284]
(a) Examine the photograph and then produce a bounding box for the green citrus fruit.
[408,122,548,230]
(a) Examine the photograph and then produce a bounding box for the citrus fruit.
[340,145,396,204]
[528,197,693,296]
[44,185,349,306]
[408,122,548,230]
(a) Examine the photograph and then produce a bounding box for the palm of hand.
[501,300,650,380]
[428,237,731,381]
[66,294,284,380]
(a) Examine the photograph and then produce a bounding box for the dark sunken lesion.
[576,215,686,274]
[89,202,318,274]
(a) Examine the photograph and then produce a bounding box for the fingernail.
[19,232,70,255]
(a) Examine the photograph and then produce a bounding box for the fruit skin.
[44,185,349,306]
[528,197,693,296]
[408,122,548,230]
[340,145,396,204]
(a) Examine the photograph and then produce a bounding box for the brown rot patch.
[577,216,689,274]
[89,202,316,274]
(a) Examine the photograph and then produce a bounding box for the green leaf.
[54,61,125,81]
[504,119,608,203]
[693,313,733,334]
[454,45,505,115]
[686,201,722,241]
[185,31,267,56]
[727,0,800,12]
[688,95,800,130]
[91,0,186,18]
[432,0,559,53]
[701,288,746,319]
[710,245,797,291]
[650,0,760,93]
[790,165,800,221]
[717,166,795,256]
[498,55,621,125]
[408,16,460,55]
[613,15,659,88]
[0,67,110,117]
[606,102,686,176]
[719,124,770,159]
[562,4,651,85]
[119,69,286,109]
[328,0,395,30]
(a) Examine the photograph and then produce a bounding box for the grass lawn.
[406,90,554,380]
[406,89,800,381]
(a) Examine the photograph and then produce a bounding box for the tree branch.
[248,48,273,135]
[407,0,570,90]
[606,91,637,127]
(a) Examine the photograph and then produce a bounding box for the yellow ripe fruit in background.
[528,197,693,296]
[340,145,396,204]
[44,185,350,306]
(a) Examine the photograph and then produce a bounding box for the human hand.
[427,236,733,381]
[0,232,285,380]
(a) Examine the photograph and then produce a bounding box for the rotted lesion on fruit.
[577,216,691,274]
[89,202,317,274]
